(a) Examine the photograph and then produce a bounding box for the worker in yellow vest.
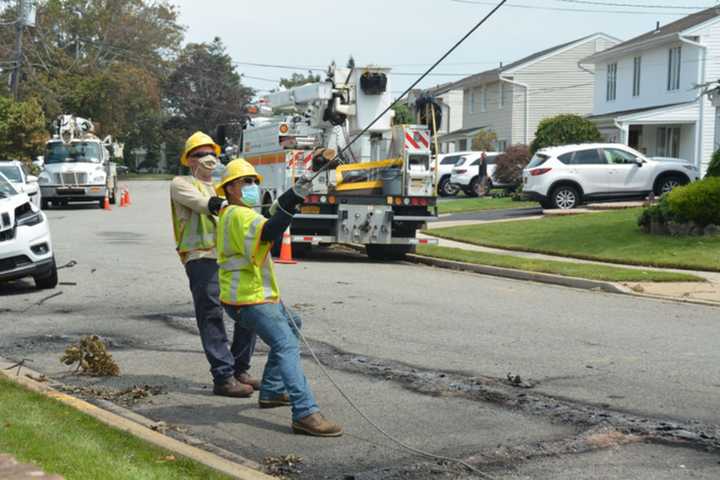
[171,132,259,398]
[215,159,343,437]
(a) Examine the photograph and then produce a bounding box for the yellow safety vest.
[171,178,216,255]
[217,205,279,306]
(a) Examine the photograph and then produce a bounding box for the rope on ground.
[288,314,494,479]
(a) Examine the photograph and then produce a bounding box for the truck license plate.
[301,206,320,214]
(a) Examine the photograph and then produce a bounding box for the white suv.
[450,152,506,196]
[433,151,479,196]
[0,173,57,289]
[522,143,700,209]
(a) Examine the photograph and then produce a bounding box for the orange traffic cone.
[274,230,297,264]
[125,189,131,205]
[120,190,127,207]
[103,194,111,210]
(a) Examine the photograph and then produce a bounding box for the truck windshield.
[45,142,103,164]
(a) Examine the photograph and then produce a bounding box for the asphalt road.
[1,181,719,479]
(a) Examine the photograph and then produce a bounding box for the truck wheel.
[98,198,106,209]
[109,186,117,204]
[366,244,413,261]
[41,199,49,210]
[34,258,58,290]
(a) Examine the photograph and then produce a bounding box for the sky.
[172,0,719,98]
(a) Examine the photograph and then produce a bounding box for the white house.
[582,7,720,175]
[435,33,619,153]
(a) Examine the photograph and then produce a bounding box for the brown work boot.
[234,372,261,390]
[259,393,291,409]
[292,412,343,437]
[213,377,253,398]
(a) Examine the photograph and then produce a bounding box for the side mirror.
[634,158,644,167]
[26,175,38,183]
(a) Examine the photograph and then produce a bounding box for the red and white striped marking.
[404,129,430,151]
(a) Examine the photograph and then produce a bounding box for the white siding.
[695,19,720,174]
[592,41,702,116]
[512,36,618,145]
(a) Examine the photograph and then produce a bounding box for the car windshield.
[46,141,103,164]
[0,173,17,197]
[527,153,549,168]
[0,165,22,182]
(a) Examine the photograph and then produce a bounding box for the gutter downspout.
[499,76,529,144]
[613,119,629,144]
[680,36,707,172]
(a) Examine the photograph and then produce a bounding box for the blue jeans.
[185,258,256,384]
[224,302,320,421]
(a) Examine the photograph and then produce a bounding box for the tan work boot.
[259,393,291,409]
[292,412,343,437]
[235,372,261,391]
[213,377,253,398]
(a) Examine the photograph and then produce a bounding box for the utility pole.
[10,0,26,101]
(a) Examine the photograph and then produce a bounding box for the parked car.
[0,160,41,208]
[522,143,700,209]
[449,152,501,197]
[0,172,58,289]
[432,151,480,197]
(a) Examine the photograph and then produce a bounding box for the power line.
[556,0,713,9]
[449,0,701,15]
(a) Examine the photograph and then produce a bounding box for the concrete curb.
[0,360,274,480]
[405,253,628,294]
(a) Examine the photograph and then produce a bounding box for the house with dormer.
[435,33,619,153]
[582,7,720,175]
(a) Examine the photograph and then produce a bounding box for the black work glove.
[208,196,227,215]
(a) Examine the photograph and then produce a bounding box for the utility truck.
[38,115,119,209]
[220,64,438,259]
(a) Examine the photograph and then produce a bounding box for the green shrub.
[708,150,720,177]
[666,177,720,227]
[530,114,603,154]
[638,195,673,232]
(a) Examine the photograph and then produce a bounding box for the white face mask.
[192,154,218,178]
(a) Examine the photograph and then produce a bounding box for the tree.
[708,150,720,177]
[471,130,497,151]
[494,144,530,186]
[279,71,321,89]
[392,103,414,125]
[0,96,48,161]
[530,114,602,154]
[164,38,253,164]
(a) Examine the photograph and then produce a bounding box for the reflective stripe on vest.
[171,178,216,253]
[217,205,278,305]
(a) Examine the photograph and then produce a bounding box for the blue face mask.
[241,184,261,207]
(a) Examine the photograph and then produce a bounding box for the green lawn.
[426,209,720,272]
[437,197,538,214]
[0,377,232,480]
[416,245,703,282]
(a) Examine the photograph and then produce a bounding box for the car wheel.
[438,177,459,197]
[654,174,687,196]
[551,185,580,210]
[34,258,58,289]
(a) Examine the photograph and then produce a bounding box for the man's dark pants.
[185,258,256,384]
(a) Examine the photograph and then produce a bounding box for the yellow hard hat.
[180,131,221,167]
[215,158,263,196]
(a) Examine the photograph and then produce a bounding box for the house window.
[480,86,487,112]
[497,140,507,151]
[458,138,468,151]
[468,90,475,114]
[498,83,504,109]
[657,126,681,157]
[667,47,681,91]
[606,63,617,101]
[632,56,641,97]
